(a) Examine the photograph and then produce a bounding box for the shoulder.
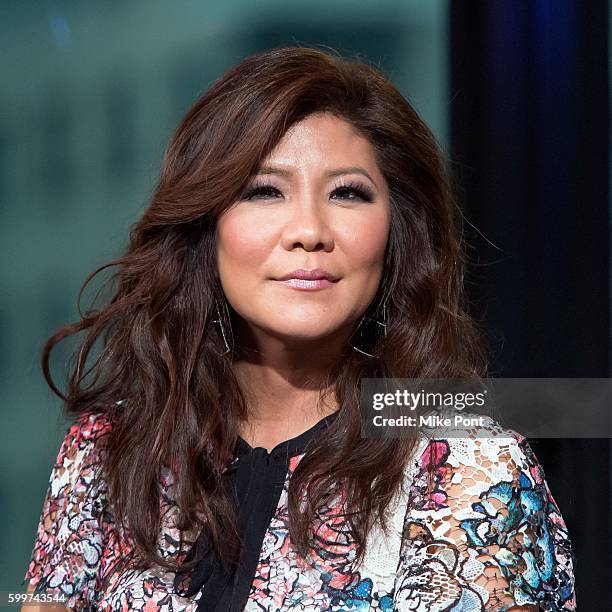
[50,412,113,492]
[60,411,113,462]
[66,410,113,444]
[42,410,114,509]
[413,416,544,480]
[396,418,576,609]
[408,416,565,517]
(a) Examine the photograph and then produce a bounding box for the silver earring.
[348,299,388,358]
[211,298,232,355]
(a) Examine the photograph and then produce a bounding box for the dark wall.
[450,1,610,607]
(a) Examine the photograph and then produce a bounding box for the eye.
[240,185,282,201]
[240,181,375,202]
[331,181,374,203]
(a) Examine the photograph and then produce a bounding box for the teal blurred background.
[0,0,449,593]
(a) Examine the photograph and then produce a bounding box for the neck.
[231,321,347,446]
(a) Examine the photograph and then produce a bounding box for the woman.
[22,46,575,611]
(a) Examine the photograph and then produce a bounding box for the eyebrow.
[257,165,379,189]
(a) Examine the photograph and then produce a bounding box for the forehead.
[264,112,380,167]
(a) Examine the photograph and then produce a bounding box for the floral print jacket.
[23,411,576,610]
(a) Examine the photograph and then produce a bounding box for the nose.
[280,196,334,252]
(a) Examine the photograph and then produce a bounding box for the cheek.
[216,210,274,276]
[340,209,390,269]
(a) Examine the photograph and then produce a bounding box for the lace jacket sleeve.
[392,425,576,611]
[22,413,112,610]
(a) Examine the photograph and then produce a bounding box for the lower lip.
[277,278,336,290]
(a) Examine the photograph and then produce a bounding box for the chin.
[263,319,340,342]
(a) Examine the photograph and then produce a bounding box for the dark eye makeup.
[240,180,375,203]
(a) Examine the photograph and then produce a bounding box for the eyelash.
[240,180,375,203]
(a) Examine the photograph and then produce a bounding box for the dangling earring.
[211,297,232,355]
[348,298,388,358]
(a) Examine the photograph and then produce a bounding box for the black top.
[173,409,340,611]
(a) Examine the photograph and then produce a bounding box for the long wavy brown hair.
[41,45,488,575]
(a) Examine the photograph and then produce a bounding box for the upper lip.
[277,268,339,281]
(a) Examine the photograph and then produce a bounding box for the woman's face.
[216,112,391,346]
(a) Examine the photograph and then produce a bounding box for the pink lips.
[276,268,339,291]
